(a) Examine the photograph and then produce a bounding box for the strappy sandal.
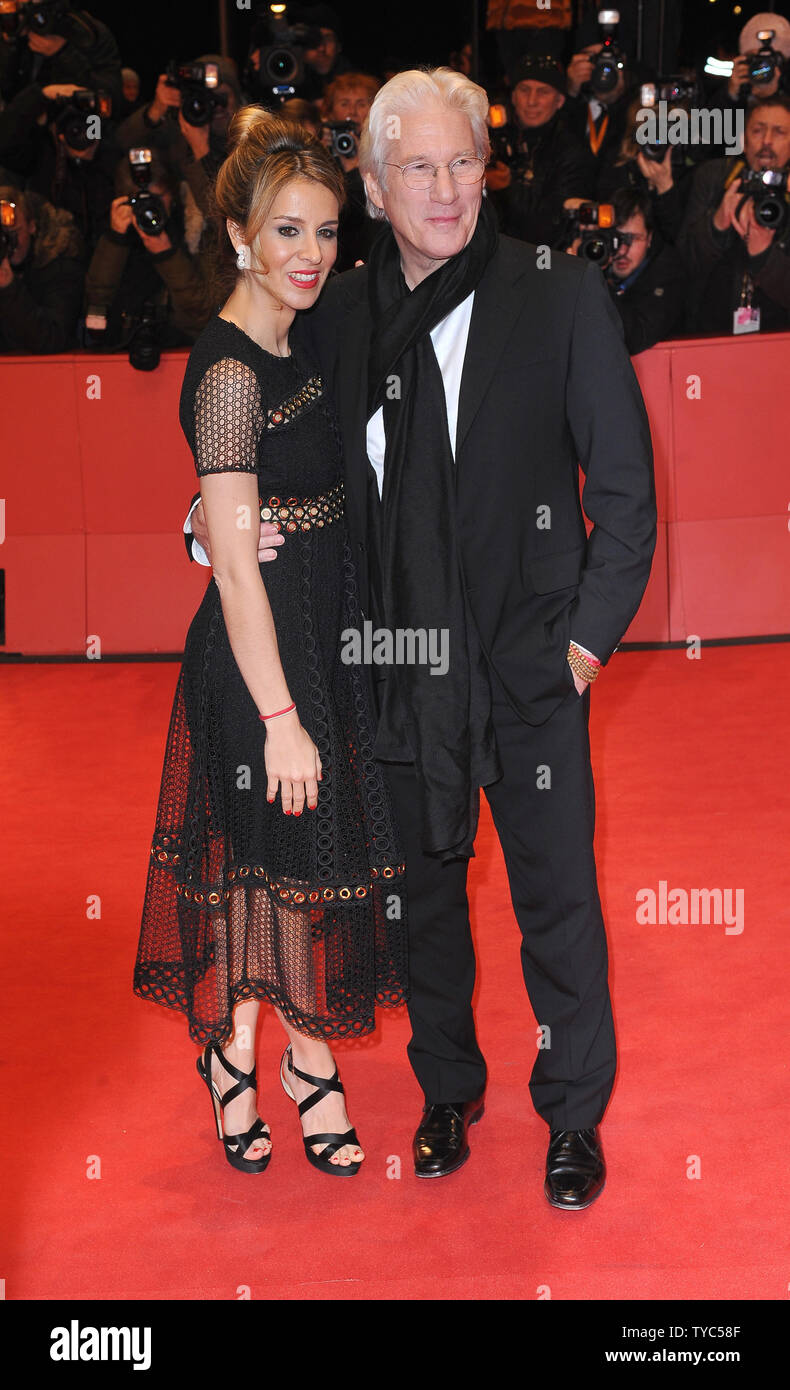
[196,1042,272,1174]
[280,1045,363,1176]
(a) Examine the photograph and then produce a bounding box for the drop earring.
[236,243,251,269]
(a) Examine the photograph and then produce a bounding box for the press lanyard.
[587,105,609,156]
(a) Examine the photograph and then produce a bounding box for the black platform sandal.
[196,1042,272,1174]
[280,1045,363,1176]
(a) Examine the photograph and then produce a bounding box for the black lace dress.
[133,312,408,1046]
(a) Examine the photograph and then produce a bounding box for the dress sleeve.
[193,356,264,476]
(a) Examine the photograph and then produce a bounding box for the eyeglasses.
[384,155,486,190]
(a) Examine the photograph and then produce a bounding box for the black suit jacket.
[188,234,656,727]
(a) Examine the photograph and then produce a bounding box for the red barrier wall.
[1,334,788,655]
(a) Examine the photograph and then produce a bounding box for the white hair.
[358,66,491,221]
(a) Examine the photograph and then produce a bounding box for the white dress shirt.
[366,289,475,494]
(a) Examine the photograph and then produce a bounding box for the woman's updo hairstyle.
[206,104,345,302]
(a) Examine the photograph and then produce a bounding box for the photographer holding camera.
[319,70,381,272]
[709,16,790,110]
[677,96,790,336]
[246,3,351,106]
[485,52,595,248]
[596,87,698,244]
[116,55,243,224]
[561,10,634,174]
[0,79,118,255]
[83,150,212,357]
[562,187,686,354]
[702,14,790,161]
[0,0,121,109]
[0,182,85,350]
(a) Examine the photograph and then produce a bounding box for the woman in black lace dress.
[133,110,407,1175]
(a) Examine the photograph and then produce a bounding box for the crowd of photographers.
[1,1,790,362]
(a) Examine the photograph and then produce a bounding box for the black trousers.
[379,670,616,1132]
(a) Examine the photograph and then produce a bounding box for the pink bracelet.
[259,702,296,722]
[570,643,601,666]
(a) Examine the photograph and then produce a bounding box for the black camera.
[0,198,18,262]
[122,299,169,372]
[589,9,626,97]
[739,167,789,230]
[488,124,532,180]
[562,202,621,263]
[746,30,785,86]
[17,0,71,36]
[164,60,228,128]
[126,148,168,236]
[637,81,701,168]
[251,11,323,93]
[49,87,112,150]
[323,120,358,160]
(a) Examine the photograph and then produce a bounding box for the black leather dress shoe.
[413,1098,485,1178]
[544,1127,605,1210]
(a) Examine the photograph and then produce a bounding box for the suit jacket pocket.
[526,544,585,595]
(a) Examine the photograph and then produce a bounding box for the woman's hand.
[264,711,322,815]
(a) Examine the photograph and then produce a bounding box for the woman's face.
[246,175,339,309]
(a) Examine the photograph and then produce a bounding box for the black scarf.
[366,197,502,861]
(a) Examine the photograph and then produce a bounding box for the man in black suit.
[187,67,656,1208]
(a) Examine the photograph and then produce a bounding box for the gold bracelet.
[567,643,601,683]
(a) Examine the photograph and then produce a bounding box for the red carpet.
[2,645,788,1300]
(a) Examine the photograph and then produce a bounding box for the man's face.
[745,106,790,171]
[512,78,564,129]
[611,210,651,279]
[365,105,483,278]
[306,29,339,76]
[326,85,373,126]
[123,75,140,104]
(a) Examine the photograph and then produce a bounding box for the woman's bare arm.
[201,469,321,814]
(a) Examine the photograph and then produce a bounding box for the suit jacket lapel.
[455,244,531,456]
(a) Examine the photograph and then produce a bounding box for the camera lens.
[266,48,298,83]
[756,195,781,227]
[749,56,775,84]
[583,236,607,262]
[593,58,619,94]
